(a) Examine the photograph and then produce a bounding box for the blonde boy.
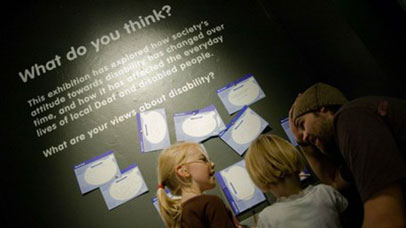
[245,134,347,228]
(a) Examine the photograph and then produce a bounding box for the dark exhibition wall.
[3,0,405,227]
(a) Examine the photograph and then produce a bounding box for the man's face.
[294,110,335,153]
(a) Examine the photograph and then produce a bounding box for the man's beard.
[314,116,336,154]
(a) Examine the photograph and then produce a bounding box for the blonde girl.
[157,142,239,228]
[245,134,348,228]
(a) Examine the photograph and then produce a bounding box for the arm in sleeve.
[335,109,406,202]
[362,183,405,228]
[336,110,406,227]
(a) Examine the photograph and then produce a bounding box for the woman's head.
[245,134,304,191]
[156,142,215,228]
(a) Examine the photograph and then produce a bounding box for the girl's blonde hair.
[245,134,304,191]
[157,142,203,228]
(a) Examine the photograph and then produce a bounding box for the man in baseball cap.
[289,82,406,228]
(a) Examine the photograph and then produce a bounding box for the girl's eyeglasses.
[181,157,212,166]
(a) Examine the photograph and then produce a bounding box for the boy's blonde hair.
[156,142,203,228]
[245,134,304,191]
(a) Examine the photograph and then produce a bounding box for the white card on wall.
[101,164,148,210]
[280,117,298,146]
[216,160,266,215]
[137,108,171,152]
[74,150,120,194]
[217,74,266,114]
[174,104,226,142]
[220,106,269,155]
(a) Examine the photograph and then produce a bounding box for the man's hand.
[288,93,303,144]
